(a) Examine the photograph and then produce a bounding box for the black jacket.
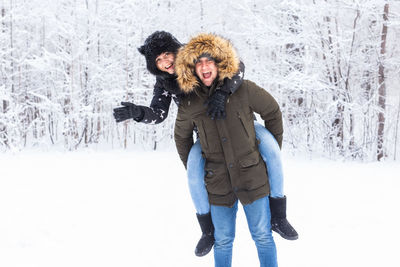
[134,62,245,124]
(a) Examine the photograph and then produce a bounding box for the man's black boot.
[195,212,215,257]
[269,196,298,240]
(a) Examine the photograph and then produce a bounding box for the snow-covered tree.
[0,0,399,161]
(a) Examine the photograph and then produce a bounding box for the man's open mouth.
[203,72,211,79]
[165,63,174,70]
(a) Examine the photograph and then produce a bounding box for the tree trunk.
[199,0,204,31]
[345,9,360,157]
[84,0,90,146]
[325,15,343,152]
[0,4,8,147]
[377,3,389,161]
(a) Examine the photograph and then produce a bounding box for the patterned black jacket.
[134,62,245,124]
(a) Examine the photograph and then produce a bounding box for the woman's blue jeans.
[211,196,278,267]
[186,121,285,215]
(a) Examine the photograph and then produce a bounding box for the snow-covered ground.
[1,149,399,267]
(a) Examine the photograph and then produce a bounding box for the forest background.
[1,0,400,162]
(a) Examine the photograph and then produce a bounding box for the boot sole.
[272,228,298,240]
[195,243,214,257]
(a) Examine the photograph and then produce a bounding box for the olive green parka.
[174,34,283,207]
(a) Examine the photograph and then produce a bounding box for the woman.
[113,31,298,257]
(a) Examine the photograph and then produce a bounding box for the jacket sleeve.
[218,61,245,94]
[174,106,195,169]
[134,77,172,124]
[247,80,283,148]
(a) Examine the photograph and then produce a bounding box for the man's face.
[155,52,175,74]
[195,57,218,87]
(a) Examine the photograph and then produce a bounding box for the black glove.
[205,89,229,120]
[113,102,143,123]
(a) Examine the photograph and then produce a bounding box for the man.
[113,31,245,256]
[174,33,280,267]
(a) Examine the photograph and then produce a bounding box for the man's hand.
[113,102,143,123]
[205,90,229,120]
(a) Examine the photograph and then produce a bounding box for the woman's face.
[155,52,175,74]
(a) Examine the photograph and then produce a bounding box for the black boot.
[195,212,215,257]
[269,196,298,240]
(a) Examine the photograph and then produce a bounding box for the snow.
[1,150,399,267]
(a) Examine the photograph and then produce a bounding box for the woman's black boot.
[195,212,215,257]
[269,196,299,240]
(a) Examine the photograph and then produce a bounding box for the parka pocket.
[204,161,231,195]
[238,150,268,190]
[196,118,221,154]
[237,111,250,138]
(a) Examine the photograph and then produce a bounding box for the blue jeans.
[211,196,278,267]
[186,122,284,215]
[254,122,284,198]
[186,139,209,214]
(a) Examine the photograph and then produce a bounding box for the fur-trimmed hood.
[175,33,240,93]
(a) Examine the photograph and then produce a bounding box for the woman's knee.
[255,124,279,148]
[256,132,281,162]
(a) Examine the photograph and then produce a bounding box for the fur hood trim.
[175,33,240,93]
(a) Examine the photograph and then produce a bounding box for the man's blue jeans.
[186,122,284,215]
[211,196,278,267]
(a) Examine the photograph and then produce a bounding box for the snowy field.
[1,149,399,267]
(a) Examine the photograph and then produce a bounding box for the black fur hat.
[138,31,182,77]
